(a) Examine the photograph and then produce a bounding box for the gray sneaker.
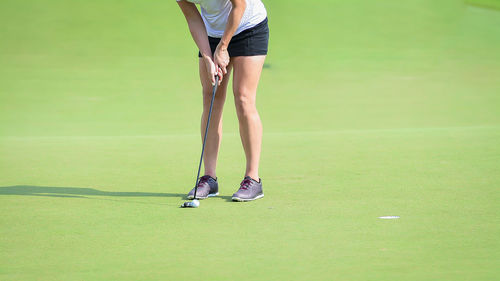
[232,177,264,202]
[187,175,219,199]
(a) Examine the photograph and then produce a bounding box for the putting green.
[1,0,499,280]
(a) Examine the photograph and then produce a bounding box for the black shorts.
[198,18,269,58]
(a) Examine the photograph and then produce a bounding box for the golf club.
[181,75,219,208]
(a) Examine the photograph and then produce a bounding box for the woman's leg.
[231,55,266,181]
[199,59,233,178]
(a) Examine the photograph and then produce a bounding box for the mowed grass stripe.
[0,125,498,140]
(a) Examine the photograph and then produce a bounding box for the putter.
[181,75,219,208]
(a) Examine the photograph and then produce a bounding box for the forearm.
[187,20,212,58]
[178,1,212,58]
[219,0,246,48]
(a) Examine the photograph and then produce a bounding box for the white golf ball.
[192,199,200,207]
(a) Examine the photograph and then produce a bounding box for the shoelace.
[197,176,211,187]
[240,179,252,190]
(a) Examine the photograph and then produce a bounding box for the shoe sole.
[231,194,264,202]
[187,192,219,200]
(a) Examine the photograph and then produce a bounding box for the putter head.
[180,199,200,208]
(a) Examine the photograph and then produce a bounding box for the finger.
[217,68,223,85]
[222,66,227,75]
[211,66,217,86]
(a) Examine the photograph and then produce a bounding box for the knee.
[203,88,225,109]
[202,89,212,107]
[234,88,256,115]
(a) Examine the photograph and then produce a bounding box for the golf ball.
[192,199,200,207]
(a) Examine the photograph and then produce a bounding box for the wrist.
[217,42,228,51]
[201,53,212,60]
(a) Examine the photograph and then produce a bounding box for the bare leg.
[231,55,266,181]
[199,59,232,179]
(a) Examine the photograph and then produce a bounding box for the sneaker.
[232,176,264,202]
[187,175,219,199]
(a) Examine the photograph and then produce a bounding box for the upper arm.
[177,0,201,20]
[229,0,246,9]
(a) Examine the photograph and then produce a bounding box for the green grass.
[1,0,499,280]
[467,0,500,10]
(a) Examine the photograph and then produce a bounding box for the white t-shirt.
[177,0,267,38]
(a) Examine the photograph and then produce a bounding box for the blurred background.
[1,0,499,137]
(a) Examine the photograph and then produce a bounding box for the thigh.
[231,56,266,99]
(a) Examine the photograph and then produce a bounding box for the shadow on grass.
[0,185,234,202]
[0,185,185,199]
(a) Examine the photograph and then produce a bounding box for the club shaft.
[193,77,219,199]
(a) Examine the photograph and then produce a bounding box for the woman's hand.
[214,44,230,76]
[202,55,223,86]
